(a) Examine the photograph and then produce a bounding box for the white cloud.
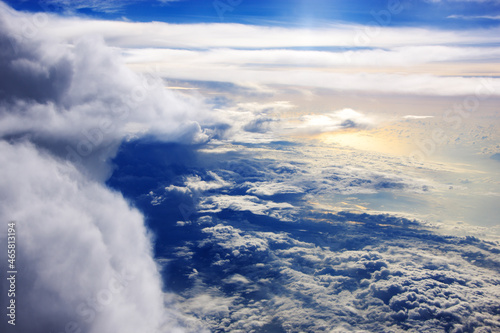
[448,14,500,19]
[289,108,376,135]
[37,17,500,49]
[233,155,432,197]
[223,274,252,285]
[0,141,186,333]
[198,194,295,217]
[246,182,304,196]
[0,4,214,332]
[153,66,500,97]
[172,218,500,332]
[5,4,500,97]
[0,3,212,180]
[2,3,499,333]
[183,171,232,192]
[123,45,500,69]
[200,224,270,254]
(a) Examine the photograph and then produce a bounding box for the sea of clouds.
[1,2,500,333]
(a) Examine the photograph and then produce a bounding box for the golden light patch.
[315,128,412,156]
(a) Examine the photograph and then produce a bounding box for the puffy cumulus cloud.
[103,116,499,332]
[0,141,189,333]
[190,104,376,144]
[289,108,376,135]
[183,171,232,192]
[0,3,213,333]
[0,2,211,180]
[198,195,296,219]
[159,170,234,210]
[160,171,233,207]
[139,138,436,233]
[246,182,304,196]
[215,147,432,197]
[200,224,270,254]
[314,165,433,195]
[107,136,500,331]
[199,101,296,143]
[166,213,500,332]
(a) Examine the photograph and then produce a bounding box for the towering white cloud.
[0,1,210,180]
[0,2,209,332]
[0,141,178,333]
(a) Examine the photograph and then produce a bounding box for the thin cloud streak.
[448,14,500,20]
[33,16,500,49]
[21,12,499,97]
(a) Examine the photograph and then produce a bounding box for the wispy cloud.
[22,13,499,97]
[42,19,500,49]
[448,14,500,19]
[39,0,181,13]
[41,0,139,13]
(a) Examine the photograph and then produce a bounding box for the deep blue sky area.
[4,0,500,29]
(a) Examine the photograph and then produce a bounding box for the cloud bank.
[0,141,176,333]
[2,2,499,333]
[16,10,500,97]
[0,3,211,332]
[0,1,211,180]
[102,127,500,331]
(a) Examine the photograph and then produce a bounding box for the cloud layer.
[2,2,499,333]
[106,135,500,332]
[173,219,500,332]
[15,9,499,97]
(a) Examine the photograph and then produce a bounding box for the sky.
[0,0,500,332]
[6,0,500,28]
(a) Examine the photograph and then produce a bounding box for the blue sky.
[6,0,500,29]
